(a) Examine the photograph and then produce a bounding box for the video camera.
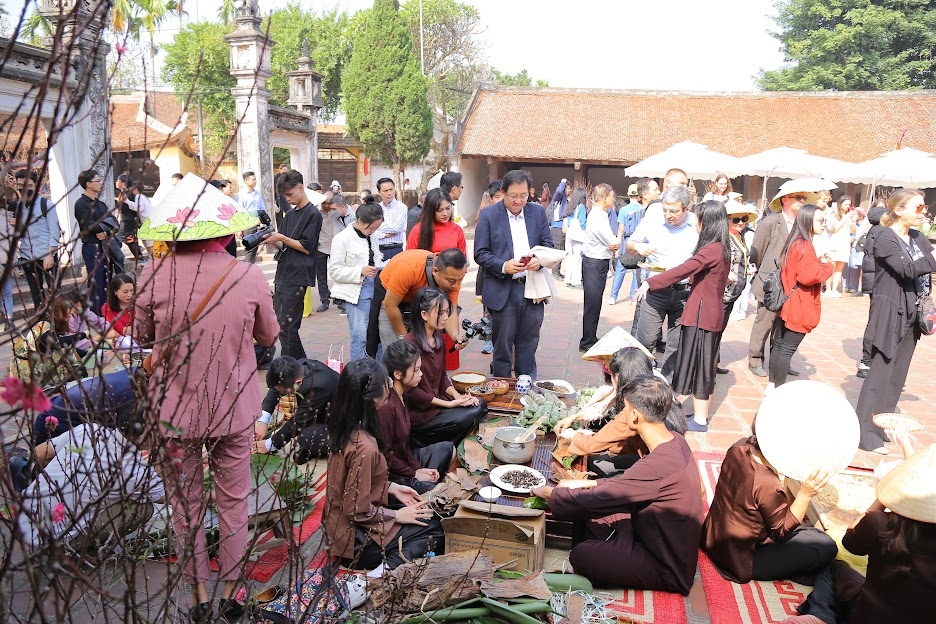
[242,209,274,251]
[449,317,492,352]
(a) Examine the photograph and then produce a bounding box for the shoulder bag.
[762,259,797,313]
[140,259,239,378]
[903,236,936,336]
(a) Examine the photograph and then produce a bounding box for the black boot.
[189,602,212,623]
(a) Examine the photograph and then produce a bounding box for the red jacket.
[780,239,833,333]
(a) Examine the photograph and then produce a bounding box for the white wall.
[457,157,490,226]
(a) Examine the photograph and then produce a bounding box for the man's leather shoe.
[315,303,329,313]
[749,364,768,377]
[716,366,729,375]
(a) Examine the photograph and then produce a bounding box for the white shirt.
[505,208,531,279]
[17,425,164,548]
[583,207,617,260]
[375,199,407,245]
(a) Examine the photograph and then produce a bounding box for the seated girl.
[788,436,934,624]
[403,287,487,448]
[555,347,687,477]
[101,273,135,337]
[379,340,454,493]
[702,431,837,584]
[324,359,444,571]
[52,290,117,357]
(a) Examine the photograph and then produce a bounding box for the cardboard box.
[442,500,546,572]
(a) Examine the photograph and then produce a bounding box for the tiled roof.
[317,124,362,149]
[110,92,191,152]
[457,86,936,164]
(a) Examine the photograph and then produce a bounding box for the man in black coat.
[253,356,339,464]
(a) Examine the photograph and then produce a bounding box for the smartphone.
[518,255,532,266]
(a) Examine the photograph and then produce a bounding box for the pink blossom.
[166,207,200,227]
[51,502,65,524]
[165,439,184,465]
[236,587,247,603]
[115,42,128,55]
[269,471,281,485]
[1,377,51,412]
[218,203,237,221]
[45,416,59,431]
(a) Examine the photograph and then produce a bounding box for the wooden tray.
[481,377,576,414]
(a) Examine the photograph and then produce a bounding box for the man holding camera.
[235,171,267,264]
[266,170,324,359]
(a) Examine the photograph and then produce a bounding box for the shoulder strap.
[190,259,239,322]
[425,254,436,287]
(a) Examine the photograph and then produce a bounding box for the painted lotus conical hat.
[138,173,260,241]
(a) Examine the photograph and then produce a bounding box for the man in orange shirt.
[365,248,468,358]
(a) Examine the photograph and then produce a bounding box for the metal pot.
[492,426,536,464]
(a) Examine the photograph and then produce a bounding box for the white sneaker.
[340,573,369,610]
[608,297,617,306]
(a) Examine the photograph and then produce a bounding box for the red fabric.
[101,302,133,336]
[406,220,466,256]
[779,239,833,333]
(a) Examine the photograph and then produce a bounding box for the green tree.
[758,0,936,90]
[489,68,549,87]
[161,21,236,158]
[343,0,433,186]
[266,4,351,121]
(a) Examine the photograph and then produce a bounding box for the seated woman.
[403,287,487,448]
[788,437,935,624]
[379,340,454,493]
[702,433,838,584]
[101,273,135,337]
[52,290,118,357]
[555,347,687,477]
[324,359,443,571]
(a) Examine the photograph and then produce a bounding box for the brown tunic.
[378,391,421,480]
[324,430,401,560]
[701,437,800,583]
[843,510,936,624]
[549,434,703,594]
[403,332,453,427]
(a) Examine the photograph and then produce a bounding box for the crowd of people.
[3,161,934,622]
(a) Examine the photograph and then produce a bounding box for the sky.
[3,0,788,92]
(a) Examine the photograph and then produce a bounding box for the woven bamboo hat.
[876,444,936,523]
[767,178,837,212]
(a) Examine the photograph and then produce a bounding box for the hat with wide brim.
[876,444,936,523]
[581,326,653,364]
[753,380,859,480]
[724,199,758,222]
[768,178,837,212]
[138,174,260,242]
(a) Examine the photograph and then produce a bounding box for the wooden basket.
[451,371,487,393]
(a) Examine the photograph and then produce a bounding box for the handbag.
[325,345,344,374]
[916,295,936,336]
[141,259,239,377]
[762,261,797,313]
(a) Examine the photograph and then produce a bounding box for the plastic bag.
[326,345,344,373]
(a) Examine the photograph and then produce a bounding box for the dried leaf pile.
[427,469,482,517]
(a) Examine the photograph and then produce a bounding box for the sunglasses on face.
[790,194,809,202]
[731,216,750,224]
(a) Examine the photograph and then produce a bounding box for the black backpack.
[762,261,797,312]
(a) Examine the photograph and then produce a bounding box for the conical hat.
[581,326,652,363]
[138,173,260,241]
[877,444,936,523]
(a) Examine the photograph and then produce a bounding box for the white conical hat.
[138,173,259,241]
[877,444,936,523]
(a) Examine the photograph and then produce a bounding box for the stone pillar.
[40,0,113,207]
[287,40,323,185]
[225,0,275,213]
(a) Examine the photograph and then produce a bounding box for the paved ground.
[1,235,934,621]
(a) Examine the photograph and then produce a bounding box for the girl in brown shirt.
[324,359,443,570]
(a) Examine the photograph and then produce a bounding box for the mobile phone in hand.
[519,255,532,266]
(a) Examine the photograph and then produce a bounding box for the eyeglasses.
[790,194,809,202]
[506,193,528,202]
[731,216,750,224]
[662,208,684,216]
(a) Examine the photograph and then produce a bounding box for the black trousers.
[353,515,444,571]
[796,560,864,624]
[489,279,545,378]
[635,286,689,382]
[859,294,874,365]
[750,526,838,583]
[855,322,920,451]
[313,250,331,303]
[580,256,610,351]
[19,256,57,310]
[274,283,307,359]
[768,320,805,386]
[408,442,455,493]
[117,222,141,261]
[410,402,487,448]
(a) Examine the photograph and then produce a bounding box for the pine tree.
[343,0,433,186]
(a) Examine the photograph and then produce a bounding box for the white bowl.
[478,486,502,503]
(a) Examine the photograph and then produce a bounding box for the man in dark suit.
[475,169,554,377]
[747,182,817,377]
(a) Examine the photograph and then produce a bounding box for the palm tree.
[219,0,237,25]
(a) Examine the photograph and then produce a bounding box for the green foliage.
[265,3,350,120]
[489,68,549,87]
[758,0,936,90]
[161,21,236,157]
[343,0,433,172]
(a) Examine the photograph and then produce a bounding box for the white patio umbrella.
[624,141,750,180]
[740,147,858,181]
[852,148,936,188]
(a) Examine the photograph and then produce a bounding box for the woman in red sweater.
[767,204,833,392]
[101,273,134,336]
[407,187,467,369]
[635,200,731,432]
